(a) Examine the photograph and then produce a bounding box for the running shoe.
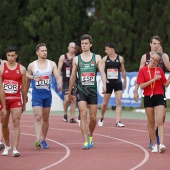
[2,146,11,156]
[76,118,80,127]
[0,142,5,151]
[63,114,67,122]
[70,118,76,123]
[88,134,94,148]
[151,144,158,153]
[12,149,20,157]
[98,118,104,127]
[34,140,41,149]
[116,121,125,127]
[159,144,166,153]
[41,140,49,149]
[82,143,89,150]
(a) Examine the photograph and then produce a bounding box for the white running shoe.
[98,118,104,127]
[2,146,11,156]
[12,149,20,157]
[76,118,80,127]
[152,144,158,153]
[159,144,166,153]
[116,122,125,127]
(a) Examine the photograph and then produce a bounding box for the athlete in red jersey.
[137,52,170,153]
[0,46,27,157]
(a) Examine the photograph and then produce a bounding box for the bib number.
[35,76,50,89]
[66,67,70,77]
[81,72,95,85]
[3,80,18,94]
[107,69,118,79]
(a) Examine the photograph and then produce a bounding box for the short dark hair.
[81,34,92,43]
[150,35,161,44]
[105,43,115,49]
[6,46,18,54]
[36,43,46,51]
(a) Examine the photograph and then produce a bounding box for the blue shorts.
[32,93,52,108]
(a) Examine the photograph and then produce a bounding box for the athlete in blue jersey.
[27,43,62,149]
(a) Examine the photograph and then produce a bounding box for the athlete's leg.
[155,105,165,145]
[33,106,43,141]
[145,107,156,145]
[114,90,123,123]
[11,107,22,149]
[63,94,69,115]
[1,110,10,147]
[70,95,76,120]
[41,107,50,140]
[88,104,98,137]
[100,94,111,119]
[78,101,88,144]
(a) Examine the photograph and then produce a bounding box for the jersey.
[62,54,71,83]
[32,60,52,97]
[77,53,97,95]
[105,55,121,84]
[145,52,166,72]
[2,63,22,100]
[137,66,166,96]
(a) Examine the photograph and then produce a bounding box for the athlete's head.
[150,35,161,52]
[80,34,92,52]
[36,43,47,59]
[68,42,76,55]
[6,46,18,64]
[105,43,115,55]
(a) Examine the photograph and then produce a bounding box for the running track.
[1,114,170,170]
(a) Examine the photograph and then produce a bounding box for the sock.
[89,137,93,143]
[155,127,158,136]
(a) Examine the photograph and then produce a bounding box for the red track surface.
[1,114,170,170]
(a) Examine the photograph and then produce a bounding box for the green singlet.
[77,53,97,96]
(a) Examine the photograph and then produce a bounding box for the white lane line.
[20,132,70,170]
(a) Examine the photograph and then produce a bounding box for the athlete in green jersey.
[68,34,106,150]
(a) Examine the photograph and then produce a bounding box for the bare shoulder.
[73,56,78,65]
[95,54,102,62]
[59,54,65,61]
[20,64,26,74]
[102,55,107,61]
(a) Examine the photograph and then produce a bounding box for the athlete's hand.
[1,108,7,117]
[22,104,26,113]
[58,84,62,91]
[134,91,139,102]
[34,76,41,82]
[102,85,106,94]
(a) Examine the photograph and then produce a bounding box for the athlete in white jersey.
[27,43,62,149]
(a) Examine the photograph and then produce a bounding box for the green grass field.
[23,108,170,121]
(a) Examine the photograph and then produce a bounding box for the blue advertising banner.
[97,72,142,107]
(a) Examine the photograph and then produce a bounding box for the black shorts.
[106,82,123,94]
[62,82,76,96]
[76,89,97,105]
[144,94,165,108]
[62,82,69,95]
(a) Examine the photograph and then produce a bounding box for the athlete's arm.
[120,56,127,90]
[134,54,146,102]
[96,55,106,93]
[51,61,62,91]
[26,63,33,93]
[57,55,64,78]
[162,53,170,71]
[68,57,78,102]
[0,67,6,116]
[21,66,27,113]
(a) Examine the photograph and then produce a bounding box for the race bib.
[66,67,70,77]
[3,80,18,94]
[107,69,118,79]
[81,72,95,85]
[35,76,50,89]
